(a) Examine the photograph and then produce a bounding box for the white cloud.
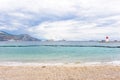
[75,0,120,17]
[0,0,120,40]
[0,25,19,30]
[0,0,120,17]
[27,20,120,40]
[0,0,76,16]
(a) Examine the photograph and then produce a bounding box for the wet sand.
[0,65,120,80]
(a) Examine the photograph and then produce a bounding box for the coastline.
[0,62,120,80]
[0,61,120,66]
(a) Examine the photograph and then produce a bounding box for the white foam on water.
[0,62,64,66]
[0,61,120,66]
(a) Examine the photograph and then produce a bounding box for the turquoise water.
[0,41,120,63]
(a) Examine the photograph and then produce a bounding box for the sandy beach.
[0,64,120,80]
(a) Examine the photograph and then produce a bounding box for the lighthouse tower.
[105,36,109,42]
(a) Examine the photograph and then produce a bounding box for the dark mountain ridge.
[0,31,40,41]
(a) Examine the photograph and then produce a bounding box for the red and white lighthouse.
[105,36,109,42]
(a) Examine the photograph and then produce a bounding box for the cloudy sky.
[0,0,120,41]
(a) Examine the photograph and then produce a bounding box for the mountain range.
[0,31,40,41]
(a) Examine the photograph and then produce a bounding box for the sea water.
[0,41,120,64]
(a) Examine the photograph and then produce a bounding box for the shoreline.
[0,61,120,66]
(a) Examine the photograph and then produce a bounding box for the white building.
[105,36,109,42]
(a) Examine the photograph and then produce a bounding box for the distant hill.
[0,31,40,41]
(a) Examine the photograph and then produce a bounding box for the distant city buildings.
[100,36,120,43]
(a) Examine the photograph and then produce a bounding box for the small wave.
[0,45,40,47]
[0,45,120,48]
[43,45,120,48]
[0,61,120,66]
